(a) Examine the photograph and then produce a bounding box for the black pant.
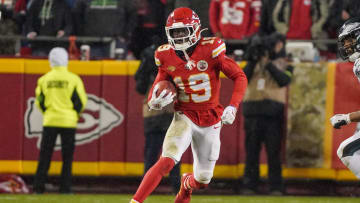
[33,127,76,193]
[243,116,284,192]
[144,129,181,193]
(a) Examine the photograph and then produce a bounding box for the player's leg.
[175,121,221,203]
[191,121,221,186]
[33,127,58,193]
[144,129,181,194]
[59,128,76,193]
[132,112,193,203]
[337,132,360,178]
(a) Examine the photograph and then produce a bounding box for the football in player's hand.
[155,80,176,98]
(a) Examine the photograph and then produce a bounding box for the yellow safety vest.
[35,66,88,128]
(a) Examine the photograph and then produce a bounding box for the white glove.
[330,114,351,129]
[148,85,175,110]
[221,106,237,125]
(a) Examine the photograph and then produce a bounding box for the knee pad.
[157,157,175,176]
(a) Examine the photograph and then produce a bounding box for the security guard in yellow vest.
[241,33,293,195]
[33,47,87,194]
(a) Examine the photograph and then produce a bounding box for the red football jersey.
[209,0,252,39]
[286,0,312,39]
[148,37,247,126]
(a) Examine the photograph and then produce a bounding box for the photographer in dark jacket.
[241,33,293,195]
[134,36,180,194]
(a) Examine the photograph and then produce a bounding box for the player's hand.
[330,114,351,129]
[148,85,175,110]
[221,106,237,125]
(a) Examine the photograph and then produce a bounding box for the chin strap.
[182,50,196,70]
[199,28,208,36]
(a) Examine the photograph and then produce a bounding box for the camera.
[243,35,270,61]
[243,33,286,61]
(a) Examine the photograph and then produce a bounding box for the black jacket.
[73,0,137,39]
[26,0,73,36]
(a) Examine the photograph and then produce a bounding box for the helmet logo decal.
[24,94,124,150]
[192,11,199,20]
[197,60,208,71]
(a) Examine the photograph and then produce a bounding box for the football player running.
[130,7,247,203]
[330,17,360,179]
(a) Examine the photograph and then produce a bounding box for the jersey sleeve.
[211,37,226,59]
[147,49,172,102]
[216,42,248,108]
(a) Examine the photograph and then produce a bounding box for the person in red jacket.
[130,7,247,203]
[209,0,253,39]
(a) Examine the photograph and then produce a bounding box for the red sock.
[187,173,208,190]
[133,157,175,202]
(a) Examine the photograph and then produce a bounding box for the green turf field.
[0,194,359,203]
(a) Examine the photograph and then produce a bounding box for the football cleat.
[174,173,192,203]
[130,199,140,203]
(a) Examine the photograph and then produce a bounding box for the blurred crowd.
[0,0,359,60]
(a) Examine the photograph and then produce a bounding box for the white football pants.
[337,131,360,179]
[162,111,222,184]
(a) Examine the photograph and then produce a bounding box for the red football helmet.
[165,7,201,50]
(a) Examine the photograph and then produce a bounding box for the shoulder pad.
[199,37,226,58]
[155,44,172,67]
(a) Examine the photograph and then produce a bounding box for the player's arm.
[146,50,174,110]
[217,53,248,108]
[219,55,248,125]
[331,111,360,129]
[147,68,171,102]
[211,38,247,124]
[350,112,360,122]
[146,49,172,103]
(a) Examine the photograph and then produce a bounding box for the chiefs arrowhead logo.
[24,94,124,150]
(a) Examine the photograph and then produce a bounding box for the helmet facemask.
[166,23,200,50]
[338,20,360,61]
[338,34,358,60]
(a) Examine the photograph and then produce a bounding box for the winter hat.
[49,47,68,67]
